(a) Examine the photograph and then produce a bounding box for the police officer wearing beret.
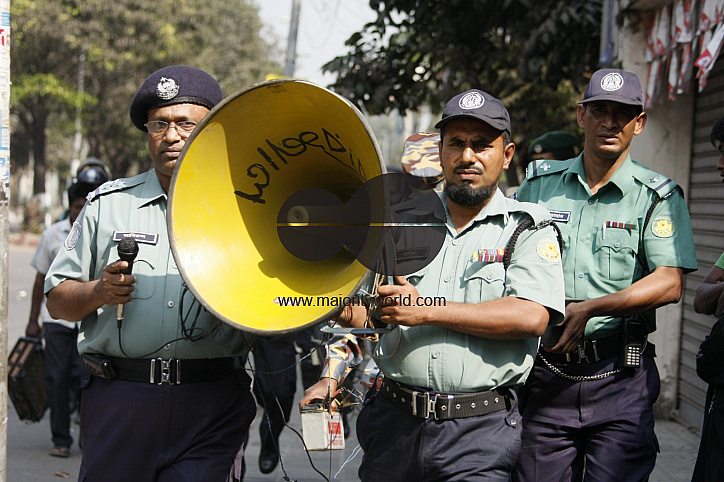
[302,89,566,481]
[45,66,256,481]
[512,69,698,481]
[528,130,579,161]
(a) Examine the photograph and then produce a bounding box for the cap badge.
[533,144,543,153]
[156,77,180,100]
[601,72,624,92]
[459,92,485,110]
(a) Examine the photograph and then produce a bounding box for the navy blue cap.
[580,69,644,108]
[130,65,223,132]
[435,89,511,134]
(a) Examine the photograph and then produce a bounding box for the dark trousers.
[252,335,298,454]
[43,323,87,448]
[692,385,724,481]
[512,348,660,482]
[356,389,522,481]
[78,372,255,482]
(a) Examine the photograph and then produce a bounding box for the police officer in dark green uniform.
[528,130,579,161]
[512,68,698,482]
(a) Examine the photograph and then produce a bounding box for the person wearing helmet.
[25,160,110,458]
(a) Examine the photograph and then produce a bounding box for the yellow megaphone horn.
[168,79,386,334]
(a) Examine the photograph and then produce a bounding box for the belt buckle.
[572,340,600,363]
[150,358,179,385]
[410,391,440,420]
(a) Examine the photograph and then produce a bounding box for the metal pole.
[284,0,301,77]
[0,0,11,479]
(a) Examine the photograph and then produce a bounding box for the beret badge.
[156,77,180,100]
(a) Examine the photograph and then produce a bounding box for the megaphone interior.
[168,79,386,334]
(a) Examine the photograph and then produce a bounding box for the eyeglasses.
[144,120,198,136]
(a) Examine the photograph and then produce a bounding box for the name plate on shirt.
[112,231,159,245]
[396,247,429,261]
[548,210,571,223]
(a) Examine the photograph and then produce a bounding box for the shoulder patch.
[64,221,82,250]
[525,158,572,180]
[537,238,561,262]
[651,216,674,238]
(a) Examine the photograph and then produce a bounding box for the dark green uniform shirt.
[515,153,697,338]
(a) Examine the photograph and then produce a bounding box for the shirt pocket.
[405,267,428,287]
[463,262,506,303]
[594,227,639,281]
[125,243,158,300]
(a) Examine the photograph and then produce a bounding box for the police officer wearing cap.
[512,69,698,481]
[25,160,110,458]
[45,66,256,481]
[302,89,565,481]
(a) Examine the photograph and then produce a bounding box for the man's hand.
[93,260,136,307]
[549,300,590,353]
[299,378,340,414]
[376,276,427,327]
[716,290,724,318]
[25,319,42,338]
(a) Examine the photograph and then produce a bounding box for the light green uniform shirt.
[45,170,255,359]
[716,252,724,270]
[375,189,565,392]
[515,153,698,338]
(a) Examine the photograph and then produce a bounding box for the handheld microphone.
[116,236,139,327]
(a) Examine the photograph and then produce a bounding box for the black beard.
[444,181,497,208]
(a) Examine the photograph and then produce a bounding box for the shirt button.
[588,199,594,205]
[578,273,584,279]
[614,242,621,248]
[164,344,171,350]
[452,240,458,246]
[444,277,450,283]
[167,301,175,308]
[581,236,586,242]
[431,352,439,359]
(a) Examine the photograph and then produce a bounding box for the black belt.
[540,333,621,364]
[88,356,236,385]
[380,379,513,420]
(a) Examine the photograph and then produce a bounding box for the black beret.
[529,131,578,155]
[130,65,223,132]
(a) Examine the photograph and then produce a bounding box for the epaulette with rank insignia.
[86,175,145,202]
[631,160,682,200]
[525,158,572,180]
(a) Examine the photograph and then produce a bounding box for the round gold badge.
[651,216,674,238]
[537,238,561,262]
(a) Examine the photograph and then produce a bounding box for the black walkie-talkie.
[620,317,645,368]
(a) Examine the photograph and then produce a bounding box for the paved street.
[4,237,703,481]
